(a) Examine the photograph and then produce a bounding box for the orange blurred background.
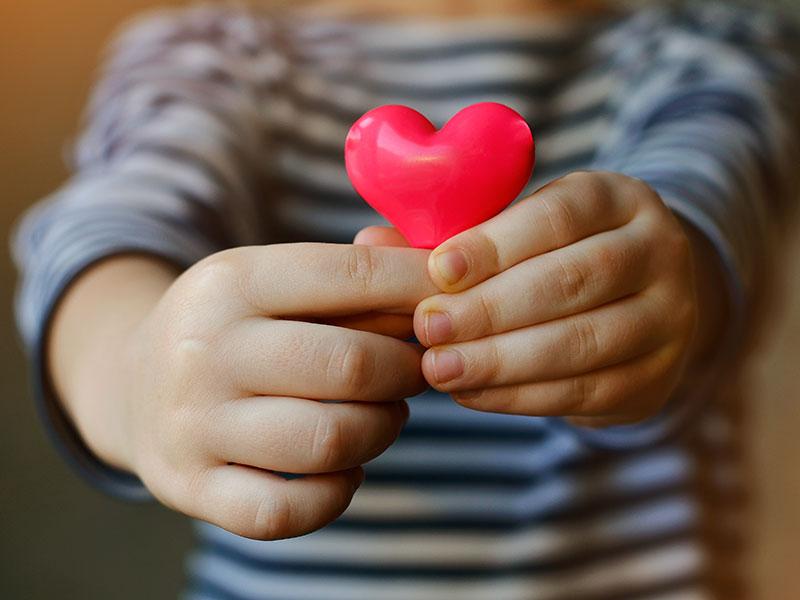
[1,1,799,598]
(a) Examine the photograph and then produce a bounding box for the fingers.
[315,228,413,337]
[422,295,670,393]
[189,464,363,540]
[228,319,427,401]
[427,172,647,292]
[208,397,408,474]
[325,228,419,339]
[415,224,651,346]
[206,243,436,317]
[354,226,410,248]
[450,345,682,419]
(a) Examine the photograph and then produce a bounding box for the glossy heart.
[345,102,535,249]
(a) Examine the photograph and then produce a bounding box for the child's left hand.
[418,171,702,428]
[359,171,705,427]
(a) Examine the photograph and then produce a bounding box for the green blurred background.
[1,1,799,598]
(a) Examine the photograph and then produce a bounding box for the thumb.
[353,226,410,248]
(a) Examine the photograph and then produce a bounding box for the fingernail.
[424,311,453,346]
[433,249,468,286]
[431,350,464,384]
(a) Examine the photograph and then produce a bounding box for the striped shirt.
[11,3,800,599]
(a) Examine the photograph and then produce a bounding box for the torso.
[184,9,743,600]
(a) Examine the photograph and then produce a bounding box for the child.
[12,0,800,598]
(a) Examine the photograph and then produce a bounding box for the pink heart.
[345,102,535,249]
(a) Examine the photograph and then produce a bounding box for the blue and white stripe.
[10,3,799,599]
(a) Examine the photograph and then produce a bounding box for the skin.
[48,1,728,540]
[50,245,438,539]
[358,172,728,428]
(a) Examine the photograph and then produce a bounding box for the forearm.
[47,255,178,472]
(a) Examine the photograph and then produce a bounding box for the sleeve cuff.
[15,205,221,500]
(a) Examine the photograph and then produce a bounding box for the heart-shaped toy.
[345,102,535,249]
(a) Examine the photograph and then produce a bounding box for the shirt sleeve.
[10,5,279,499]
[558,4,800,450]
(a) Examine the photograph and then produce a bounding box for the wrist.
[64,324,139,473]
[47,255,178,474]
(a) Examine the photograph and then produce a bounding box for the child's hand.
[410,172,704,427]
[57,244,436,540]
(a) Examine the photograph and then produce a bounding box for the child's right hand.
[49,243,436,539]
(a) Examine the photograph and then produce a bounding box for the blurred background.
[1,1,798,598]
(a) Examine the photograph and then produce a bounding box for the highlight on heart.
[344,102,535,249]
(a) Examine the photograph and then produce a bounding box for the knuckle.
[482,341,504,386]
[554,254,591,304]
[459,341,500,390]
[177,249,253,318]
[570,315,601,366]
[343,244,378,295]
[566,171,641,222]
[310,412,347,470]
[540,194,580,247]
[631,187,670,224]
[250,493,293,540]
[475,291,501,334]
[465,230,500,276]
[187,250,242,299]
[586,175,617,210]
[588,242,631,292]
[567,374,599,415]
[561,170,594,188]
[621,174,655,201]
[329,339,374,397]
[594,241,623,276]
[566,170,613,202]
